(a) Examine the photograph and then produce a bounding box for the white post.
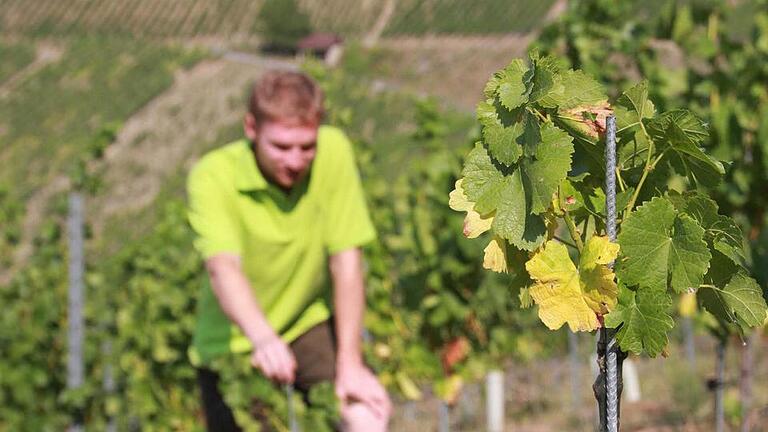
[438,401,450,432]
[622,359,641,403]
[486,370,505,432]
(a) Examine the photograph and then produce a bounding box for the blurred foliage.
[0,185,23,270]
[384,0,555,35]
[0,40,35,83]
[0,36,203,197]
[258,0,313,52]
[0,198,73,430]
[306,59,551,403]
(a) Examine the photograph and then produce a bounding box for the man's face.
[245,115,318,191]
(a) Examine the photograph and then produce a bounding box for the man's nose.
[286,151,306,170]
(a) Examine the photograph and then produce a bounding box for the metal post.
[103,339,116,432]
[285,384,299,432]
[486,370,504,432]
[67,192,85,432]
[604,115,621,432]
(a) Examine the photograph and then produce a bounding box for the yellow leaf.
[525,236,620,332]
[679,292,697,317]
[463,210,493,238]
[450,178,494,238]
[373,342,391,359]
[483,236,508,273]
[395,372,423,401]
[579,235,620,315]
[448,179,473,212]
[434,374,463,405]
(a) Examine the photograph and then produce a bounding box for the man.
[187,70,391,431]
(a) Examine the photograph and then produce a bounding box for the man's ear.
[244,113,259,142]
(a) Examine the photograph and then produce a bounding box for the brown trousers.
[197,320,337,432]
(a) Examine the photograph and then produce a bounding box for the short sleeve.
[187,163,242,259]
[323,131,376,254]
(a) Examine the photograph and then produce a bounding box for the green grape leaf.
[496,59,530,111]
[667,190,717,226]
[490,172,525,244]
[528,56,559,103]
[615,80,655,131]
[525,237,619,332]
[461,142,505,214]
[667,191,746,264]
[477,100,524,166]
[510,212,548,251]
[539,70,607,109]
[604,285,674,357]
[520,112,542,158]
[461,143,548,251]
[710,216,744,264]
[646,110,724,186]
[489,169,547,251]
[617,197,711,292]
[699,252,768,328]
[522,123,574,214]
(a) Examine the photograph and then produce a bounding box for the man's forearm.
[206,255,276,344]
[330,248,366,366]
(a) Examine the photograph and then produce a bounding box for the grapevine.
[450,52,768,422]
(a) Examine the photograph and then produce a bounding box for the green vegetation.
[0,36,202,196]
[0,185,23,272]
[0,0,553,39]
[3,1,768,429]
[258,0,312,51]
[0,41,35,83]
[0,199,72,430]
[452,52,765,354]
[385,0,555,35]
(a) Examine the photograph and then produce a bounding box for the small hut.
[297,32,344,67]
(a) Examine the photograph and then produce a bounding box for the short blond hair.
[248,70,324,126]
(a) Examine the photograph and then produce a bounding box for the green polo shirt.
[186,125,375,365]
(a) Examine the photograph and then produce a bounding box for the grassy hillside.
[0,0,553,38]
[0,40,35,83]
[384,0,555,35]
[0,36,202,196]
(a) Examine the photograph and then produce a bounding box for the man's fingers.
[343,386,389,419]
[267,347,291,383]
[346,395,387,420]
[275,346,296,383]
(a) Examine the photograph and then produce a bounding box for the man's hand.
[250,334,297,384]
[335,361,391,423]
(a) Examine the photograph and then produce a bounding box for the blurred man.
[187,70,391,431]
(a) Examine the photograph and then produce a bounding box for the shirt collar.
[234,140,268,191]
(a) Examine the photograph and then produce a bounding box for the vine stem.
[615,167,627,193]
[563,211,584,252]
[623,119,655,216]
[554,235,578,250]
[531,107,549,123]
